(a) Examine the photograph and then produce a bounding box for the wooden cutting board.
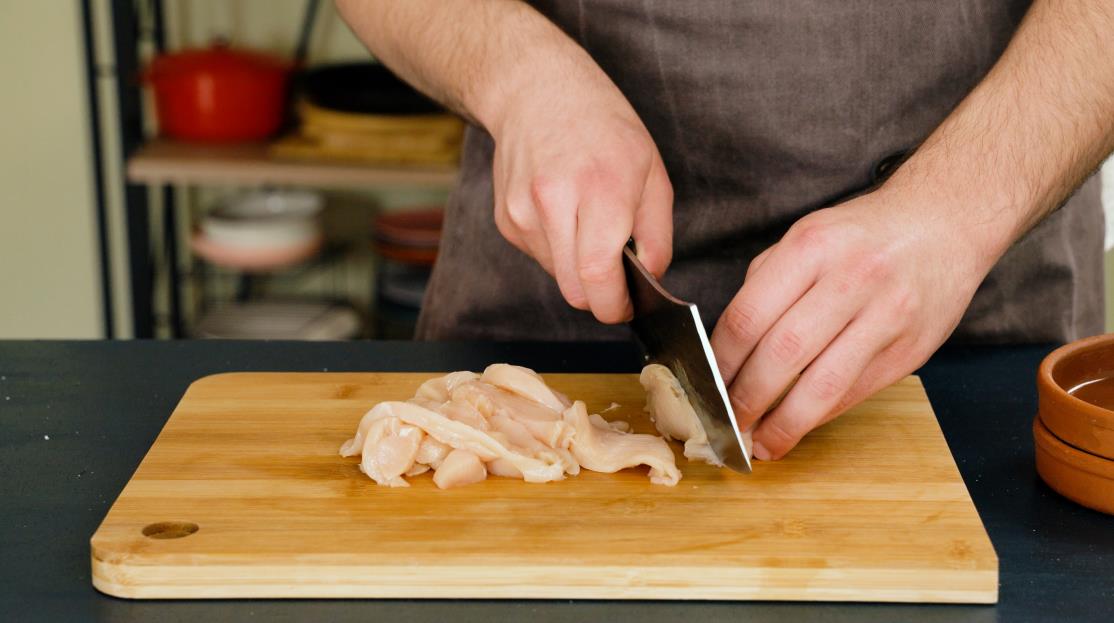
[90,372,997,602]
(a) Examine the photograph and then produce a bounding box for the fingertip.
[752,441,772,462]
[557,279,589,310]
[751,416,799,461]
[569,297,590,311]
[591,299,633,325]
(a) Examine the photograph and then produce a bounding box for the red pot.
[145,44,291,142]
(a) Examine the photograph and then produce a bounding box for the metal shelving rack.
[95,0,457,338]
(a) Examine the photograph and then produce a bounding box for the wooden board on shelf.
[126,139,458,188]
[90,372,997,602]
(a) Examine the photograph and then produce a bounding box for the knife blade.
[622,243,752,473]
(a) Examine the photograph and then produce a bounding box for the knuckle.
[528,175,564,213]
[745,258,762,280]
[577,254,618,286]
[760,418,803,454]
[504,199,535,231]
[834,390,858,414]
[890,285,921,317]
[745,248,773,279]
[767,327,804,365]
[729,385,759,417]
[494,208,518,244]
[807,367,848,403]
[903,338,934,369]
[721,301,763,344]
[788,222,829,251]
[854,251,893,284]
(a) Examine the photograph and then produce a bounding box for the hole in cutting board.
[142,521,199,539]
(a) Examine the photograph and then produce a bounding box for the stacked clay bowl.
[1036,334,1114,515]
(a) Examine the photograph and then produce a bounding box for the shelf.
[126,140,459,189]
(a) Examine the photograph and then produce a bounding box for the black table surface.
[2,340,1112,622]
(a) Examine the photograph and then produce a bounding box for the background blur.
[1,1,1113,340]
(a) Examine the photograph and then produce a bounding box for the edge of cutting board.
[90,558,997,602]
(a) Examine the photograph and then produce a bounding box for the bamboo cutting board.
[90,372,997,602]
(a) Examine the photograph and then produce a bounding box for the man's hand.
[335,0,672,323]
[710,187,986,461]
[712,0,1114,461]
[489,70,672,323]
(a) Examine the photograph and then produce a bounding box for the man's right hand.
[336,0,673,323]
[489,73,673,323]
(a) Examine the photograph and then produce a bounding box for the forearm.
[334,0,614,134]
[888,0,1114,274]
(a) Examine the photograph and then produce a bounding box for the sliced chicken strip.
[589,412,631,433]
[342,370,482,456]
[489,413,580,475]
[415,437,451,469]
[414,371,480,404]
[358,418,424,487]
[486,457,522,478]
[481,364,569,411]
[350,401,567,483]
[439,396,490,431]
[343,366,689,488]
[564,401,682,486]
[639,364,724,467]
[433,449,487,489]
[452,381,572,448]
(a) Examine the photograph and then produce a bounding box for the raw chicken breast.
[451,381,571,448]
[481,364,570,412]
[346,400,567,485]
[564,401,682,486]
[640,363,724,466]
[433,449,487,489]
[415,437,451,468]
[357,418,424,487]
[413,371,480,403]
[341,366,690,489]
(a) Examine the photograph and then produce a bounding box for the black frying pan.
[291,0,445,116]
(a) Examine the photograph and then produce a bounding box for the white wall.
[0,2,102,338]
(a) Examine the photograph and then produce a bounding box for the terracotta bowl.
[1033,416,1114,515]
[1037,334,1114,460]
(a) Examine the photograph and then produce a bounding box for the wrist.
[473,42,621,141]
[881,153,1029,280]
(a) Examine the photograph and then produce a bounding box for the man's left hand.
[710,185,994,461]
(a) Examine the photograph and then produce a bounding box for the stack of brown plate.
[1035,334,1114,515]
[271,101,464,165]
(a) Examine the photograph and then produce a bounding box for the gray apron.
[417,0,1104,343]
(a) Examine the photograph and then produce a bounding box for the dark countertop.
[2,340,1111,622]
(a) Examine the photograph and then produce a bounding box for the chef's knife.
[622,242,753,473]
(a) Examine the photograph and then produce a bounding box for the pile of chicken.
[340,363,719,489]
